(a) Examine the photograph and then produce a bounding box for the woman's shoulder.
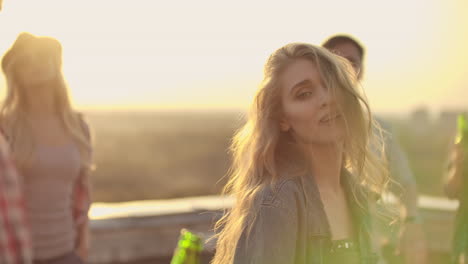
[257,177,304,208]
[0,115,12,141]
[74,112,91,136]
[74,111,87,122]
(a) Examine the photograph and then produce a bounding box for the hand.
[75,239,88,261]
[453,143,465,168]
[75,224,89,261]
[399,222,428,264]
[446,143,465,198]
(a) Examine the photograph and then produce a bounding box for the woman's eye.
[297,91,313,100]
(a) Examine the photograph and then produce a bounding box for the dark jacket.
[233,170,378,264]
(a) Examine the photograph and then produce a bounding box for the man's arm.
[384,124,427,264]
[387,137,420,220]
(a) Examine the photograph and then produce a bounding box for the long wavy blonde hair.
[212,43,389,264]
[0,33,92,170]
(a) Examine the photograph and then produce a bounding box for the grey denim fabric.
[233,171,378,264]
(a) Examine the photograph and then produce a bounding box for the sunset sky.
[0,0,467,114]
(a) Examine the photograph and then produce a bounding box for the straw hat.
[1,32,63,75]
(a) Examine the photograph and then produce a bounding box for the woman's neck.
[303,142,344,193]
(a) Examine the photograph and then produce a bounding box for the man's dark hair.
[322,35,365,60]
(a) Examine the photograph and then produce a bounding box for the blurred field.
[86,111,244,202]
[85,110,459,203]
[387,111,457,197]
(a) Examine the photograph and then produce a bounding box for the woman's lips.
[320,114,341,124]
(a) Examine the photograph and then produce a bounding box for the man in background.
[323,34,428,264]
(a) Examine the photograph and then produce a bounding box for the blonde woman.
[212,43,388,264]
[1,32,93,264]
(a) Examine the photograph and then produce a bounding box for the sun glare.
[0,0,467,113]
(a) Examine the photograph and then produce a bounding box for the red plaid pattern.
[0,134,32,264]
[73,169,91,228]
[73,116,92,233]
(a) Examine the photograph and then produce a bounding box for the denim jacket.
[233,170,379,264]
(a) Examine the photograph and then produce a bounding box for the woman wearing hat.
[0,32,93,264]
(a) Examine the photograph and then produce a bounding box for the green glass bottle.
[456,114,468,146]
[170,229,203,264]
[452,113,468,263]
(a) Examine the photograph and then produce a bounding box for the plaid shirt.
[0,133,32,264]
